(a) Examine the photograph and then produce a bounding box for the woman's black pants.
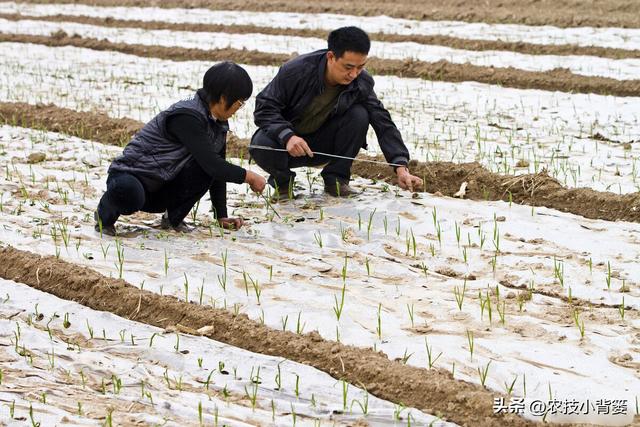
[96,159,212,227]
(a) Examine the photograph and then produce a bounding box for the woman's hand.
[218,217,244,230]
[245,170,266,193]
[396,167,423,192]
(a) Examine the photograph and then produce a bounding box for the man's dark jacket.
[254,49,410,167]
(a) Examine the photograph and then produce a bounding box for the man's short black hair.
[202,62,253,109]
[328,26,370,58]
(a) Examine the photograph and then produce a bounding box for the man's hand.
[396,166,423,192]
[245,170,266,193]
[218,217,244,230]
[286,135,314,158]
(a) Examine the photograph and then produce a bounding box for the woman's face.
[209,97,245,121]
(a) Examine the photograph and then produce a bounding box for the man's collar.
[317,51,328,89]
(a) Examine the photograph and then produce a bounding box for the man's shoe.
[160,213,194,233]
[268,177,296,202]
[269,188,298,203]
[94,211,116,236]
[324,181,359,197]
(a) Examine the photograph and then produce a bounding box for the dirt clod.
[27,152,46,163]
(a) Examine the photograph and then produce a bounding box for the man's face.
[326,50,368,86]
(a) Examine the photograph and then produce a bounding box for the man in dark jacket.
[250,26,423,199]
[95,62,266,236]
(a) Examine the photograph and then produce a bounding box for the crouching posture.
[95,62,266,236]
[249,26,423,199]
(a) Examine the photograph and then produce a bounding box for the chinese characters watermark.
[493,397,630,417]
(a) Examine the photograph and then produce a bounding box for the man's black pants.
[96,159,213,227]
[249,104,369,189]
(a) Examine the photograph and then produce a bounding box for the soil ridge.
[2,33,640,97]
[2,101,639,223]
[15,0,640,29]
[3,12,640,60]
[0,245,534,426]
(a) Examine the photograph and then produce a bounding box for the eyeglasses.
[235,99,246,109]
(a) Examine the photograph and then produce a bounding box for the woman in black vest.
[95,62,265,236]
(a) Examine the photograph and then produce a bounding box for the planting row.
[0,125,638,425]
[2,17,640,80]
[0,277,444,425]
[1,43,638,194]
[2,1,640,51]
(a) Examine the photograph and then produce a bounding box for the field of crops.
[0,1,639,426]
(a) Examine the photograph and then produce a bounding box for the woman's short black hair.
[327,27,370,58]
[202,62,253,109]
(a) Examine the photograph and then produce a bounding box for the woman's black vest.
[109,90,227,185]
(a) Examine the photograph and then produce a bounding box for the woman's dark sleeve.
[209,180,228,219]
[166,113,246,184]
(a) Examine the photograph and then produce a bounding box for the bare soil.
[0,32,289,65]
[2,101,640,223]
[353,159,640,223]
[4,13,640,60]
[3,33,639,97]
[16,0,640,28]
[0,102,140,146]
[0,245,534,427]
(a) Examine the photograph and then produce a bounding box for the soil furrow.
[0,32,289,65]
[2,102,639,223]
[2,33,639,97]
[4,12,640,60]
[0,102,140,146]
[15,0,640,29]
[0,245,534,427]
[496,278,636,311]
